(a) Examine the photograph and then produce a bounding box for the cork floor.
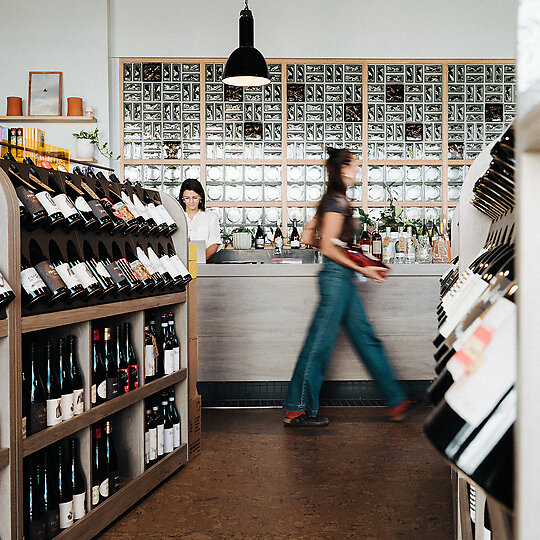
[100,408,453,540]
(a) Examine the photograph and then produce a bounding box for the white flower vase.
[74,138,94,159]
[232,232,252,250]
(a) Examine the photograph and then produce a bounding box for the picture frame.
[28,71,62,115]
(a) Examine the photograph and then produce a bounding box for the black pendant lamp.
[222,0,270,87]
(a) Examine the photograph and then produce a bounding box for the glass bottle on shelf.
[116,324,129,395]
[394,227,406,264]
[273,226,283,255]
[43,168,83,231]
[41,449,60,538]
[161,313,174,376]
[360,223,371,255]
[382,226,393,265]
[144,324,156,383]
[57,443,73,530]
[169,389,181,449]
[103,328,118,400]
[29,241,70,306]
[69,335,84,416]
[49,242,87,303]
[45,340,62,427]
[255,223,265,249]
[168,313,180,371]
[71,437,87,521]
[124,322,139,391]
[162,393,174,455]
[62,172,99,231]
[371,222,383,261]
[92,329,107,406]
[105,421,120,495]
[406,226,416,264]
[98,243,131,295]
[67,241,102,299]
[29,340,47,435]
[83,242,116,298]
[58,337,74,422]
[290,220,301,249]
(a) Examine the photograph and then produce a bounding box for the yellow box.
[188,242,198,260]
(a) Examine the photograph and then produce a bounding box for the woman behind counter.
[179,179,222,261]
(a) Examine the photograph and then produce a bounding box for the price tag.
[383,236,390,247]
[398,237,406,251]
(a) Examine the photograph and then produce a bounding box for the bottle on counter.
[273,226,283,254]
[382,227,393,265]
[406,226,416,264]
[394,227,406,264]
[360,223,371,255]
[255,223,265,249]
[371,222,382,261]
[290,220,301,249]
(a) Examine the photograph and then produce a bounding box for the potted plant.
[231,226,253,249]
[73,127,120,160]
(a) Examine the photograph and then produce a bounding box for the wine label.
[0,271,13,295]
[372,240,382,255]
[35,261,66,294]
[169,254,189,277]
[73,388,84,415]
[398,237,407,252]
[129,365,139,390]
[95,261,112,281]
[130,260,152,282]
[59,500,73,529]
[157,203,176,226]
[74,195,92,214]
[147,249,167,275]
[274,236,283,249]
[106,377,119,400]
[173,422,180,448]
[97,380,107,400]
[91,383,97,404]
[118,367,129,394]
[113,201,136,222]
[88,199,109,219]
[55,262,82,290]
[117,258,138,284]
[92,485,99,506]
[29,401,47,435]
[255,238,265,248]
[36,190,61,217]
[164,349,174,375]
[72,262,99,289]
[73,492,86,520]
[136,248,158,275]
[161,254,181,279]
[104,261,126,286]
[53,193,78,219]
[290,239,300,248]
[101,197,125,222]
[109,471,120,495]
[157,424,164,456]
[446,298,516,428]
[122,193,142,218]
[133,194,152,220]
[145,344,156,377]
[148,202,167,226]
[164,427,174,454]
[21,267,47,294]
[99,478,109,498]
[360,244,370,255]
[173,346,180,371]
[144,431,150,465]
[45,508,60,538]
[46,398,62,426]
[16,186,44,215]
[149,428,157,461]
[61,392,74,421]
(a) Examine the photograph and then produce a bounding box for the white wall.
[1,0,518,174]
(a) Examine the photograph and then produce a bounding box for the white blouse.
[184,209,222,250]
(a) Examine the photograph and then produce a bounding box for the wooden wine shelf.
[0,116,97,123]
[0,448,9,470]
[55,443,188,540]
[0,319,7,338]
[23,368,187,457]
[22,292,186,333]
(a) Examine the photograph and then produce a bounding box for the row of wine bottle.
[144,388,182,469]
[424,240,517,510]
[472,123,515,220]
[92,420,120,508]
[144,312,181,381]
[4,153,178,237]
[24,336,85,436]
[22,239,191,309]
[24,437,87,539]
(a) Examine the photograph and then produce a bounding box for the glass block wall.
[121,59,515,238]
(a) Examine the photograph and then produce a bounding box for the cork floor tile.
[100,407,453,540]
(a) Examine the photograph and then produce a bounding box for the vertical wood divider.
[200,62,207,191]
[442,62,449,220]
[362,61,369,213]
[119,58,126,182]
[281,62,288,236]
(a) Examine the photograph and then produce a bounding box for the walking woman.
[283,147,414,427]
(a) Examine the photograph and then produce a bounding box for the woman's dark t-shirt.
[318,194,352,244]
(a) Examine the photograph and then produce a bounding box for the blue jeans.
[283,257,406,417]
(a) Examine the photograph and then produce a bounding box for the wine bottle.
[96,171,138,234]
[66,241,102,299]
[147,405,157,467]
[49,242,87,302]
[22,369,28,439]
[162,393,174,455]
[125,243,155,291]
[62,172,99,231]
[26,456,46,540]
[0,269,15,309]
[394,227,406,263]
[136,244,166,289]
[77,175,113,232]
[45,341,62,427]
[111,243,144,294]
[360,223,371,255]
[167,244,192,285]
[273,225,283,253]
[169,389,181,449]
[21,254,50,308]
[42,449,60,539]
[154,195,178,236]
[92,329,107,406]
[143,191,168,236]
[22,159,65,231]
[29,341,47,435]
[98,243,131,295]
[69,335,84,416]
[156,244,184,288]
[29,241,70,306]
[111,175,148,235]
[103,328,118,400]
[132,188,159,236]
[161,314,174,376]
[43,169,82,231]
[58,338,74,422]
[124,322,139,391]
[406,226,416,264]
[144,325,157,383]
[4,153,47,228]
[144,407,151,468]
[116,325,129,395]
[70,438,86,521]
[92,426,108,506]
[382,227,392,264]
[58,443,73,530]
[146,245,174,288]
[290,220,301,249]
[153,403,164,459]
[371,223,383,261]
[105,420,120,495]
[168,313,180,371]
[255,223,265,249]
[83,242,116,297]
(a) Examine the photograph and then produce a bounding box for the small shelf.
[71,157,97,163]
[55,443,188,540]
[22,291,186,333]
[0,448,9,469]
[23,368,187,456]
[0,319,7,338]
[0,116,96,123]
